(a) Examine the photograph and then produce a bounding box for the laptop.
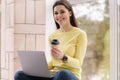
[17,50,55,78]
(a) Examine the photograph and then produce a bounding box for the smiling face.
[53,5,72,26]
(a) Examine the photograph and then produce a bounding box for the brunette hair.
[53,0,78,29]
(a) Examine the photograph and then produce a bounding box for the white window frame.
[109,0,119,80]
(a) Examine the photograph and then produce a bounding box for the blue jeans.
[14,69,78,80]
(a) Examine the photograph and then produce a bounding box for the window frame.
[109,0,119,80]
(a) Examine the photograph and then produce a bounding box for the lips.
[57,18,65,23]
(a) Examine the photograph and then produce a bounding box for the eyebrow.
[54,9,66,12]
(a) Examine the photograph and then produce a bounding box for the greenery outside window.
[72,0,110,80]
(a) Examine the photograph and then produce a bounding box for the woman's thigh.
[14,70,53,80]
[53,69,78,80]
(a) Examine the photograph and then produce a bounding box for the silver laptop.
[17,50,55,78]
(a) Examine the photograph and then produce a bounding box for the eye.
[54,12,58,15]
[60,11,65,14]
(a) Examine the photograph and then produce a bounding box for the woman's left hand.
[51,47,64,60]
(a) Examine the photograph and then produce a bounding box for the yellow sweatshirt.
[48,27,87,80]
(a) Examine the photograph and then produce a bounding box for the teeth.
[60,19,63,21]
[57,18,64,22]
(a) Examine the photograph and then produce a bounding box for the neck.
[60,24,73,32]
[60,25,72,32]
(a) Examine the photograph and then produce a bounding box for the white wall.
[14,0,46,72]
[45,0,56,62]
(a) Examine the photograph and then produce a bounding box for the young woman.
[14,0,87,80]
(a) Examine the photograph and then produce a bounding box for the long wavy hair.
[52,0,78,29]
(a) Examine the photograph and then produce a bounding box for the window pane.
[72,0,110,80]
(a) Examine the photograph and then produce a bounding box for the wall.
[14,0,45,74]
[0,0,45,80]
[1,0,14,79]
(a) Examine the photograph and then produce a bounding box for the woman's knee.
[54,69,78,80]
[14,71,25,79]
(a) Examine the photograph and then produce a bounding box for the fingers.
[51,47,60,54]
[51,48,59,56]
[51,48,63,59]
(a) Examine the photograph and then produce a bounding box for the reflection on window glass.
[72,0,110,80]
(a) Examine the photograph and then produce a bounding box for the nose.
[56,13,62,18]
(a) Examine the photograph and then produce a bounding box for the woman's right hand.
[51,47,64,60]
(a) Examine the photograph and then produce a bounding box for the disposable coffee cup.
[51,39,59,48]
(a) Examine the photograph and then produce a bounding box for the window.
[72,0,110,80]
[46,0,119,80]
